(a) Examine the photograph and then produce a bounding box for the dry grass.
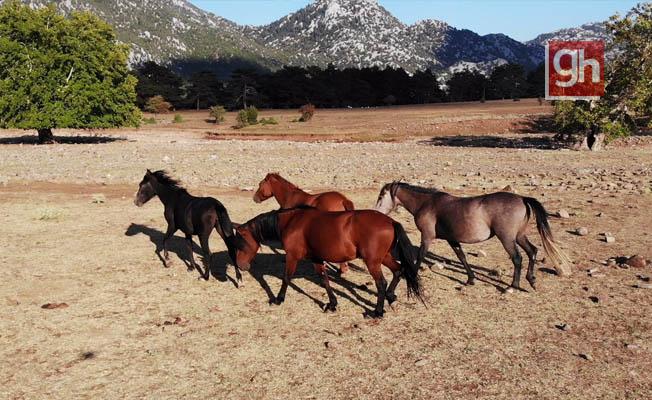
[0,100,651,399]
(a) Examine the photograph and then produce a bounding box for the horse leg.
[366,261,388,318]
[185,234,196,271]
[338,262,348,275]
[199,233,212,281]
[516,235,538,290]
[499,237,524,290]
[314,263,338,312]
[275,256,298,305]
[382,253,401,306]
[447,240,474,285]
[162,225,176,267]
[417,236,433,270]
[213,225,244,287]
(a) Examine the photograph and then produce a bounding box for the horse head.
[134,169,157,207]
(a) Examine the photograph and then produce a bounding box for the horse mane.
[151,170,188,194]
[394,181,441,196]
[267,173,299,190]
[233,206,314,250]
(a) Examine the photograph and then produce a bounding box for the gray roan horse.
[375,182,571,290]
[134,170,241,284]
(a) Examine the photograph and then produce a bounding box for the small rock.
[558,209,570,219]
[324,341,338,349]
[238,186,254,192]
[596,212,605,217]
[414,359,430,367]
[505,287,515,294]
[576,227,589,236]
[579,353,594,361]
[432,261,445,270]
[555,323,571,331]
[41,303,68,309]
[607,259,617,267]
[502,185,516,193]
[605,236,616,243]
[626,255,647,268]
[635,283,652,289]
[477,250,487,258]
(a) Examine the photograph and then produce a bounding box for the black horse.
[134,169,241,284]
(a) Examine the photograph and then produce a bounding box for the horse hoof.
[465,280,475,286]
[386,293,397,305]
[364,310,384,319]
[270,298,284,306]
[187,266,194,271]
[527,279,536,290]
[165,260,173,268]
[324,303,337,313]
[236,279,244,289]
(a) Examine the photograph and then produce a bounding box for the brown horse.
[375,182,572,290]
[231,207,422,318]
[253,173,354,274]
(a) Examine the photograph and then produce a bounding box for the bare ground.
[1,100,651,399]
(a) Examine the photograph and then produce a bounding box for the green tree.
[209,105,226,124]
[132,61,184,109]
[0,1,141,143]
[554,3,652,148]
[488,63,527,100]
[246,106,258,124]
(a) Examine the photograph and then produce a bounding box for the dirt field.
[1,99,651,399]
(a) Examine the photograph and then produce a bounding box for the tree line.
[133,61,546,111]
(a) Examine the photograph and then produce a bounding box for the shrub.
[236,110,249,128]
[172,114,184,123]
[601,121,631,143]
[37,207,69,221]
[143,117,156,125]
[145,95,171,114]
[209,106,226,124]
[260,117,278,125]
[247,106,259,125]
[299,104,315,122]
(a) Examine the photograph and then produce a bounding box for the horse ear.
[146,169,152,176]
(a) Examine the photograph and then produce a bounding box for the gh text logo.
[545,41,604,100]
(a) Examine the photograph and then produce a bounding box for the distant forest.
[132,61,545,111]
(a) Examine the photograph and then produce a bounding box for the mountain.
[4,0,613,76]
[243,0,432,71]
[1,0,284,76]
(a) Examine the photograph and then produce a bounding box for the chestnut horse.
[375,182,572,290]
[134,170,241,284]
[231,207,422,318]
[253,173,354,274]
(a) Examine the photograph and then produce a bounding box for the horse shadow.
[124,223,239,286]
[422,251,512,292]
[224,252,378,312]
[125,223,377,313]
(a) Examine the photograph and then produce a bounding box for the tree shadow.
[418,134,563,150]
[419,115,565,150]
[124,223,238,286]
[0,134,126,145]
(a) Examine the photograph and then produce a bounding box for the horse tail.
[523,197,572,276]
[392,222,423,302]
[213,199,235,238]
[343,198,355,211]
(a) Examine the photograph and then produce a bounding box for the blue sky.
[188,0,638,42]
